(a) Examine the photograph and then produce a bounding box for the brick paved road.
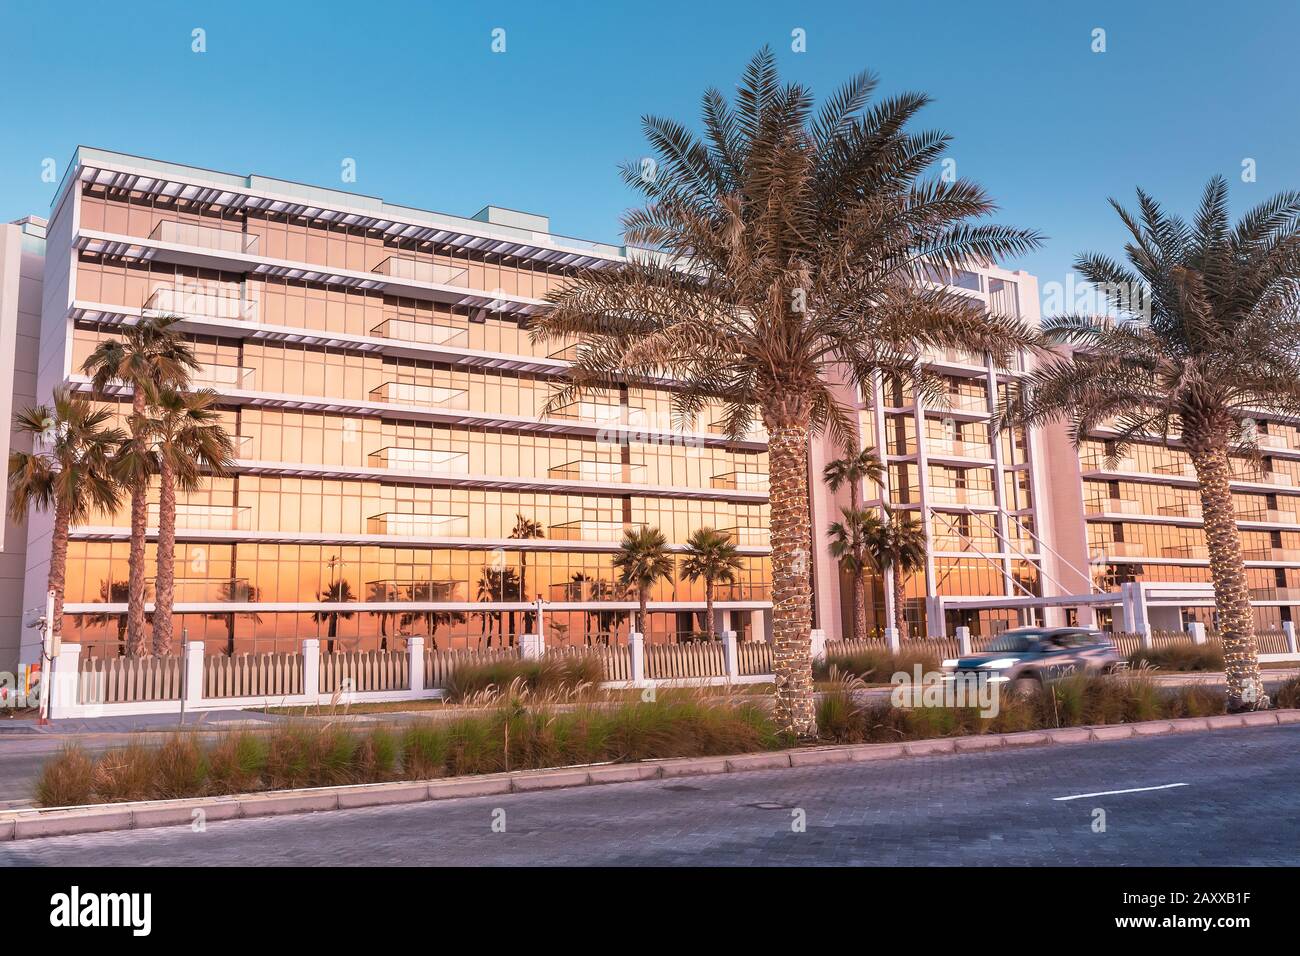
[3,725,1297,866]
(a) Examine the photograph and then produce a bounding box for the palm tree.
[86,580,131,656]
[82,315,199,655]
[7,389,124,652]
[680,528,744,639]
[530,49,1040,735]
[823,448,884,640]
[149,387,235,654]
[1001,177,1300,710]
[827,507,874,639]
[612,526,675,638]
[312,579,356,654]
[475,565,520,647]
[510,512,545,633]
[859,508,926,637]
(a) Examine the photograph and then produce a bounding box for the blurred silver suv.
[942,626,1121,694]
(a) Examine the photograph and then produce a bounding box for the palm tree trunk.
[47,502,70,647]
[705,579,716,640]
[1188,443,1266,709]
[152,457,177,655]
[853,566,867,643]
[126,392,150,657]
[766,413,817,738]
[892,554,907,637]
[638,589,648,638]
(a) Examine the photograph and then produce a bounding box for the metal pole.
[38,589,55,724]
[178,626,188,726]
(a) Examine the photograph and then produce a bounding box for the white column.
[518,632,544,661]
[183,640,205,708]
[884,627,901,654]
[1283,620,1298,655]
[1187,621,1208,646]
[721,629,739,680]
[809,628,826,664]
[47,642,82,720]
[749,608,767,643]
[628,631,646,684]
[302,638,321,700]
[956,626,972,656]
[407,636,425,694]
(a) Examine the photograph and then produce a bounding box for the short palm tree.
[1001,177,1300,710]
[530,49,1040,735]
[860,508,927,637]
[680,527,745,639]
[313,579,356,654]
[612,526,674,638]
[7,388,124,651]
[149,388,236,654]
[824,448,884,639]
[82,315,198,655]
[510,512,545,632]
[827,507,875,640]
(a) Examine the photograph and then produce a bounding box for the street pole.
[38,588,56,725]
[178,626,188,726]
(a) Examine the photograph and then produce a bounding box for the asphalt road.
[3,724,1296,866]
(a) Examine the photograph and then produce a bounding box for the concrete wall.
[0,218,45,671]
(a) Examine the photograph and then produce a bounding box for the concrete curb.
[2,710,1294,842]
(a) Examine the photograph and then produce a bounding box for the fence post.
[628,631,646,685]
[1284,620,1298,655]
[407,636,425,695]
[302,638,321,701]
[1187,622,1207,646]
[183,640,205,708]
[1138,623,1153,649]
[518,632,545,661]
[956,626,972,656]
[47,642,82,719]
[884,627,901,655]
[809,628,827,664]
[721,629,739,680]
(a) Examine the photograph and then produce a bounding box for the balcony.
[1157,502,1203,519]
[1249,586,1300,602]
[365,580,465,602]
[1233,469,1294,487]
[718,525,770,547]
[927,438,992,460]
[547,400,648,427]
[191,363,254,390]
[548,578,621,601]
[932,535,1000,553]
[370,256,469,287]
[928,486,996,506]
[368,447,470,473]
[1162,544,1209,559]
[1153,461,1196,478]
[368,382,468,408]
[1255,432,1292,449]
[144,285,258,324]
[921,347,985,368]
[149,220,258,254]
[710,471,770,492]
[1079,454,1140,474]
[549,519,630,543]
[1085,496,1144,515]
[367,513,469,536]
[1093,541,1149,558]
[1236,506,1299,524]
[1242,547,1300,562]
[170,578,256,602]
[938,392,988,414]
[369,317,468,347]
[149,504,251,531]
[707,420,767,441]
[547,459,647,483]
[547,341,580,362]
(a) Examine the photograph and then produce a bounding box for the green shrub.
[813,648,938,683]
[151,734,208,800]
[206,731,267,793]
[443,654,606,702]
[1274,676,1300,710]
[1128,643,1224,672]
[91,744,156,802]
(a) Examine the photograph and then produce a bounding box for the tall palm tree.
[7,389,124,652]
[312,579,356,654]
[530,50,1040,735]
[680,527,744,639]
[149,387,236,655]
[1001,177,1300,710]
[859,508,927,637]
[510,512,545,633]
[823,447,884,640]
[612,526,674,638]
[827,507,874,639]
[82,315,198,655]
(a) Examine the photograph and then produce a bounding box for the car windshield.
[984,632,1043,652]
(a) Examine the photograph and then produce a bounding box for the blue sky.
[1,0,1297,304]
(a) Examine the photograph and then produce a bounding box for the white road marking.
[1053,782,1188,802]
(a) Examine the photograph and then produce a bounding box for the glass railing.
[191,364,255,390]
[148,504,251,531]
[1084,496,1144,514]
[367,513,469,536]
[1162,544,1209,559]
[369,317,469,347]
[1233,470,1294,487]
[1153,461,1196,478]
[170,578,256,602]
[365,580,465,602]
[1250,586,1300,601]
[938,393,989,414]
[144,285,258,323]
[549,519,630,542]
[1157,502,1203,518]
[927,438,993,459]
[927,486,996,506]
[1235,507,1299,524]
[547,460,647,483]
[370,256,470,288]
[707,421,767,441]
[547,401,649,427]
[368,382,469,408]
[149,220,259,254]
[1242,547,1300,562]
[718,525,770,547]
[710,472,770,492]
[1093,541,1148,558]
[367,447,470,473]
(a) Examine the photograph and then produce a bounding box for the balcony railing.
[144,286,258,323]
[369,382,468,408]
[927,438,993,459]
[367,513,469,536]
[547,460,646,483]
[191,364,254,390]
[938,393,988,414]
[927,486,996,506]
[1084,496,1144,515]
[1162,544,1209,559]
[1235,506,1299,524]
[1249,586,1300,602]
[1153,461,1196,478]
[370,257,469,287]
[368,447,470,473]
[1157,502,1203,519]
[369,317,468,347]
[1093,541,1148,558]
[1255,432,1291,449]
[707,420,767,441]
[1233,470,1294,487]
[710,471,770,492]
[167,578,257,602]
[150,220,258,254]
[549,519,630,543]
[1079,455,1140,473]
[365,580,465,602]
[547,401,648,427]
[1242,547,1300,562]
[148,504,251,531]
[718,525,770,547]
[932,535,1000,552]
